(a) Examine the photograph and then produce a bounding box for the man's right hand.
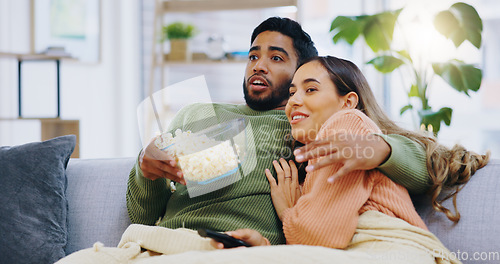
[139,138,185,184]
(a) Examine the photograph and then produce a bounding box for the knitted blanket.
[57,211,460,264]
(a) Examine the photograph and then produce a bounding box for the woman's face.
[285,61,346,144]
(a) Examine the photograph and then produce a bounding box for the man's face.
[243,31,298,111]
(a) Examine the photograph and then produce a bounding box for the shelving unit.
[0,53,79,157]
[142,0,298,138]
[150,0,299,94]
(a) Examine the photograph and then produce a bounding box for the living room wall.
[1,0,498,159]
[0,0,142,158]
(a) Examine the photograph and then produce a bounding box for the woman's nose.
[288,92,302,106]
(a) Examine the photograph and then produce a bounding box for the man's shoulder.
[180,102,238,111]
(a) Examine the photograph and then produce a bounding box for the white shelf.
[0,52,74,61]
[162,0,297,13]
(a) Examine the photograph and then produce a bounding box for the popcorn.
[155,129,240,182]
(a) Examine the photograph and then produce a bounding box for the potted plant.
[163,22,196,61]
[330,2,483,135]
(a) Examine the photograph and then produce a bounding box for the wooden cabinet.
[0,118,80,158]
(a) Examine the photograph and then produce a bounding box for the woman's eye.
[306,88,317,93]
[289,91,295,96]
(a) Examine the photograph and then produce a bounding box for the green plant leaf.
[418,107,453,134]
[163,22,196,40]
[396,50,413,63]
[400,104,413,115]
[408,84,419,98]
[363,9,402,52]
[434,2,482,48]
[432,60,482,96]
[330,16,366,45]
[367,55,404,73]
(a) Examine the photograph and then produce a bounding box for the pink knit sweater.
[282,109,427,249]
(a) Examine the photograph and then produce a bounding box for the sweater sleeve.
[376,134,430,194]
[126,153,171,225]
[125,104,194,225]
[282,110,376,249]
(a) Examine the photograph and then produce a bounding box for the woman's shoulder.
[321,109,381,134]
[326,109,371,125]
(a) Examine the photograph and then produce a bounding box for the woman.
[213,56,489,263]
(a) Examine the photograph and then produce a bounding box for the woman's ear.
[343,92,359,109]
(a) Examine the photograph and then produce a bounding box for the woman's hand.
[265,158,301,221]
[293,133,390,183]
[210,229,270,249]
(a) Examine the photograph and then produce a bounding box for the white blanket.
[57,211,460,264]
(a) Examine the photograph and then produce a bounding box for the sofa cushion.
[0,135,75,264]
[65,158,134,254]
[414,159,500,263]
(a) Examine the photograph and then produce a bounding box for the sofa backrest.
[65,157,500,263]
[414,159,500,263]
[65,158,134,255]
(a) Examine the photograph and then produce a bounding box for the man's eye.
[272,56,283,61]
[249,55,258,61]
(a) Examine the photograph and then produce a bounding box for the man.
[127,17,429,245]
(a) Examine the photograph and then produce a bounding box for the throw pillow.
[0,135,76,264]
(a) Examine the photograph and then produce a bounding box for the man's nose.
[253,59,268,74]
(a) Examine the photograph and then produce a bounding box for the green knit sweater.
[126,103,429,245]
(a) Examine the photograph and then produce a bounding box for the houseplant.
[330,2,483,135]
[163,22,196,61]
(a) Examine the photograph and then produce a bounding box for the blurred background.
[0,0,498,159]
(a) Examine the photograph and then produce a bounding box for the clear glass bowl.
[162,118,248,197]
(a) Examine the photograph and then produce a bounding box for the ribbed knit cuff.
[134,151,168,188]
[376,134,430,194]
[281,208,295,245]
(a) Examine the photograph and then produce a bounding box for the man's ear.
[343,92,359,109]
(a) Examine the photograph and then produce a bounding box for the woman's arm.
[282,110,377,248]
[293,133,430,194]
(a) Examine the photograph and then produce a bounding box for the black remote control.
[198,228,251,248]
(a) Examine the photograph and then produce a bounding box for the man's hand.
[210,229,270,248]
[265,158,301,221]
[294,133,390,183]
[139,138,185,184]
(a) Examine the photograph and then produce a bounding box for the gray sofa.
[65,158,500,263]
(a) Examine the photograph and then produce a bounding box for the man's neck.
[273,100,288,110]
[273,105,286,110]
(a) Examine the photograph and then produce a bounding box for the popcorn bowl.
[156,118,249,197]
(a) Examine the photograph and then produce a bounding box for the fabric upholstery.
[0,135,75,264]
[65,158,133,254]
[414,159,500,262]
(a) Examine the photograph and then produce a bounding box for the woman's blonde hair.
[310,56,490,222]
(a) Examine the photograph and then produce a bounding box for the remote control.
[198,228,251,248]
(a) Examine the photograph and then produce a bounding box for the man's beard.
[243,79,291,111]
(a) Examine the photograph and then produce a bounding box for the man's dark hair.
[251,17,318,67]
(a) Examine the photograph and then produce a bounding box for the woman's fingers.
[294,137,339,162]
[265,168,277,187]
[328,161,356,183]
[289,159,298,183]
[288,160,300,206]
[278,158,291,180]
[272,159,284,183]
